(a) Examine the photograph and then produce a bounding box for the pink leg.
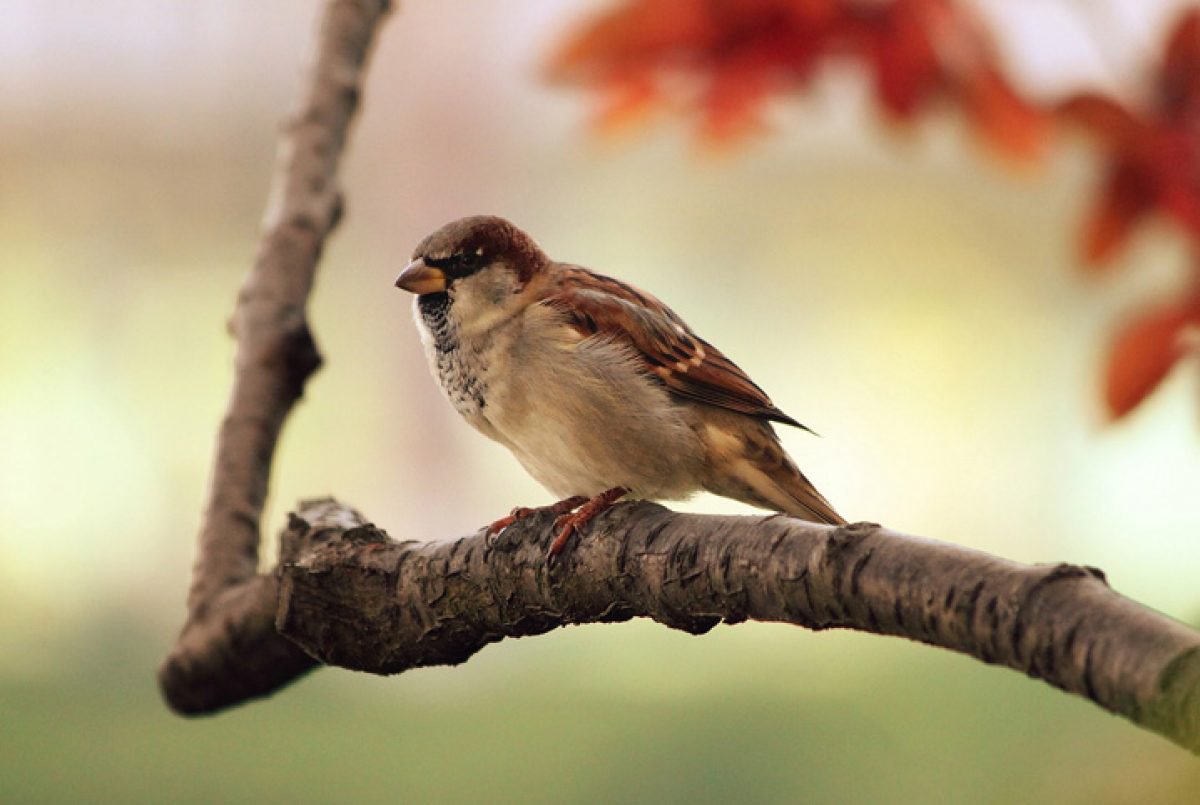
[548,487,629,558]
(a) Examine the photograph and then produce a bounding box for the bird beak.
[394,258,447,295]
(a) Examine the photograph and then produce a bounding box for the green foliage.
[2,618,1197,804]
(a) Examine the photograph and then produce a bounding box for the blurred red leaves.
[1105,295,1200,418]
[550,0,1200,419]
[1058,11,1200,417]
[549,0,1047,158]
[1060,12,1200,268]
[860,0,1046,160]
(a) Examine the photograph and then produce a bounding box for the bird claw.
[547,517,578,559]
[483,490,627,558]
[545,487,629,560]
[484,506,536,547]
[483,497,588,550]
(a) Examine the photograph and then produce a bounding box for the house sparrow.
[396,215,845,556]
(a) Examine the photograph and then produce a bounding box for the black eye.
[452,249,486,276]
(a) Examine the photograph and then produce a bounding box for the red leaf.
[594,75,661,134]
[1152,128,1200,237]
[1056,94,1140,145]
[700,57,773,143]
[869,2,941,119]
[548,0,713,81]
[1160,9,1200,119]
[1082,159,1156,267]
[895,0,1047,161]
[960,69,1048,162]
[1105,300,1200,418]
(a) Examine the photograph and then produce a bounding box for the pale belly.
[480,337,706,501]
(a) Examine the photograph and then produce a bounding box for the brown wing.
[543,266,812,431]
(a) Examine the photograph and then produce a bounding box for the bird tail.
[701,418,847,525]
[767,458,847,526]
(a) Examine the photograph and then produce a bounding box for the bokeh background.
[3,0,1199,802]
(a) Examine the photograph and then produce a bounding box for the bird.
[395,215,846,557]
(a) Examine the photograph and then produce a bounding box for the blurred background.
[2,0,1199,802]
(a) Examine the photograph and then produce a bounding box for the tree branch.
[158,0,391,713]
[270,498,1200,755]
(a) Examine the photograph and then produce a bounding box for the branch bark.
[159,0,1200,759]
[267,498,1200,754]
[158,0,391,713]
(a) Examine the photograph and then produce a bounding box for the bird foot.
[548,487,629,559]
[484,495,588,546]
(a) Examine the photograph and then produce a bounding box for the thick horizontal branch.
[264,498,1200,754]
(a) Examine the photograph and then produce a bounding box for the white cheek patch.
[452,266,526,337]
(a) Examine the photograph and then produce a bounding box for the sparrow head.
[396,216,547,302]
